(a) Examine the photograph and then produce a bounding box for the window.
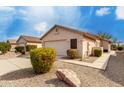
[70,39,77,49]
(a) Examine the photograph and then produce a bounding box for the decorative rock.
[56,69,81,87]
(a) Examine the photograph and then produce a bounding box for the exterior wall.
[27,43,42,48]
[82,37,100,58]
[41,26,102,57]
[17,37,42,48]
[96,40,101,47]
[10,45,16,51]
[41,27,83,56]
[17,37,27,46]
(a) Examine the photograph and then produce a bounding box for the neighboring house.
[40,24,111,58]
[16,35,42,48]
[7,39,17,51]
[100,38,112,52]
[91,35,112,52]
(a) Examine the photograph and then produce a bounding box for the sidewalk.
[58,51,116,70]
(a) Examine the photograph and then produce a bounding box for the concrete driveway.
[0,58,32,76]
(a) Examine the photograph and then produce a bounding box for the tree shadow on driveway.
[100,52,124,86]
[0,68,36,80]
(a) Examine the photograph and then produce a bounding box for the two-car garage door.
[44,40,69,56]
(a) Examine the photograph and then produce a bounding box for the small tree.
[6,40,11,51]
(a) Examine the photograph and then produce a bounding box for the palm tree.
[97,31,119,44]
[97,31,112,40]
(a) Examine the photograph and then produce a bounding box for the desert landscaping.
[0,51,124,87]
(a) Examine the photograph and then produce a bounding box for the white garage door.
[44,40,69,56]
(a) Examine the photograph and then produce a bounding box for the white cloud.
[22,7,81,25]
[34,22,48,32]
[0,7,16,31]
[19,9,27,15]
[116,6,124,20]
[22,6,82,34]
[55,7,82,25]
[96,7,111,16]
[0,6,83,40]
[0,6,15,12]
[26,7,55,21]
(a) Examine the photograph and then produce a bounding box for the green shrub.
[7,43,11,51]
[26,45,37,51]
[67,49,78,59]
[0,45,6,54]
[118,46,123,51]
[94,49,102,57]
[6,42,11,51]
[111,44,117,50]
[0,42,11,54]
[6,40,12,51]
[30,48,56,74]
[15,46,25,54]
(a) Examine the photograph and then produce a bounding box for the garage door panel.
[44,40,68,56]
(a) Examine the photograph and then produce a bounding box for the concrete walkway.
[0,58,31,76]
[58,51,116,70]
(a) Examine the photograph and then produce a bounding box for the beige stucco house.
[100,38,112,52]
[7,39,17,51]
[40,25,111,58]
[16,35,42,48]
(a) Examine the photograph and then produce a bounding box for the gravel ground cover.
[82,56,98,63]
[58,56,98,63]
[0,52,123,87]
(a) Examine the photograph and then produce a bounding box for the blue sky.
[0,6,124,41]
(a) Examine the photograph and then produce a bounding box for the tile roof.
[8,39,17,45]
[17,35,41,43]
[41,24,100,40]
[40,24,112,43]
